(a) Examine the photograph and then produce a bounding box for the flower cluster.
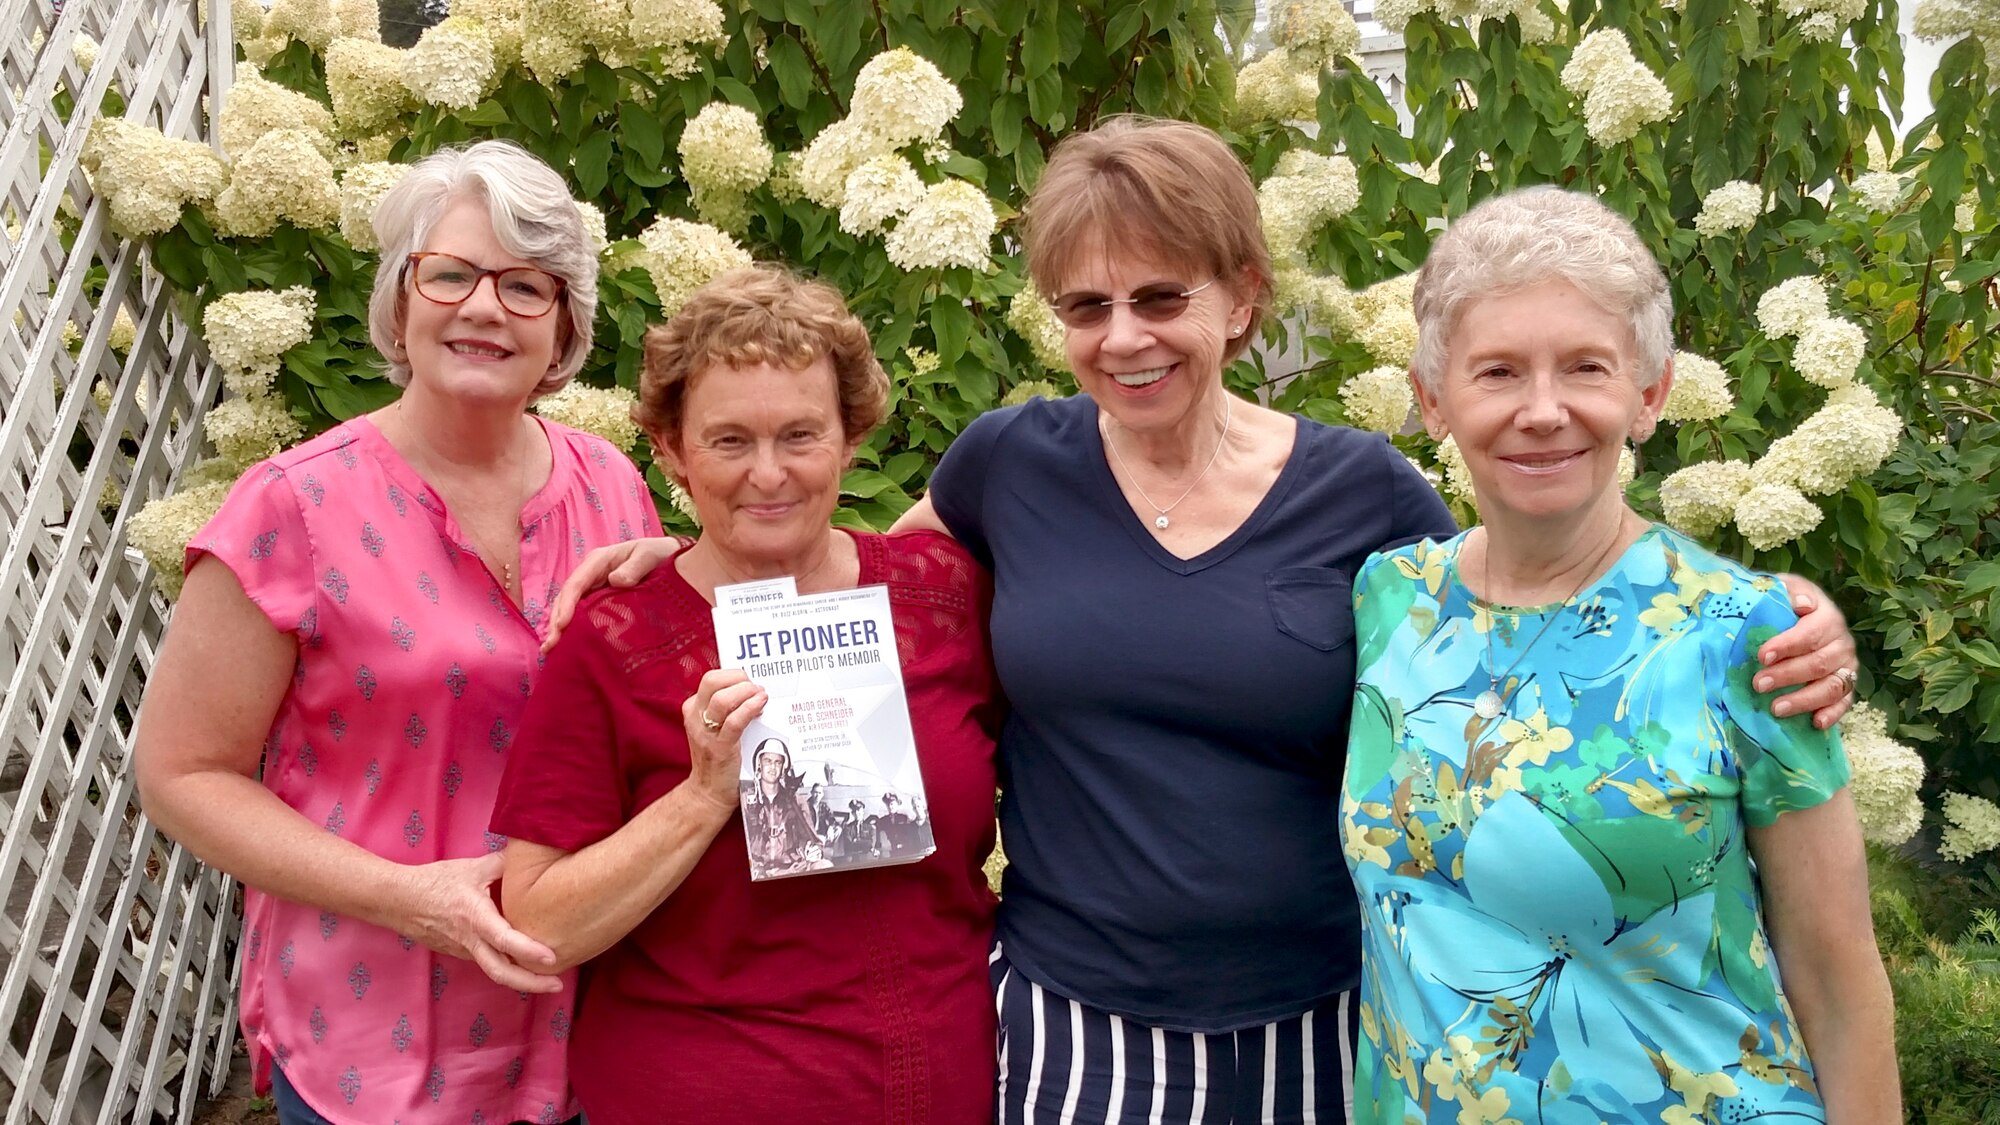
[1259,151,1362,267]
[1791,316,1866,388]
[1271,0,1362,68]
[1559,30,1672,145]
[1778,0,1866,42]
[849,47,964,148]
[634,216,751,317]
[1659,460,1754,538]
[202,286,317,392]
[533,382,642,449]
[514,0,724,81]
[208,391,305,467]
[575,200,609,257]
[403,17,498,109]
[1914,0,2000,59]
[1276,269,1361,335]
[126,478,235,598]
[72,33,98,71]
[450,0,525,67]
[1942,792,2000,862]
[1001,380,1065,407]
[1004,286,1070,372]
[216,129,342,237]
[337,161,408,251]
[82,119,229,237]
[263,0,343,51]
[1732,480,1824,550]
[325,38,415,135]
[1692,180,1765,236]
[1959,190,1980,234]
[1754,276,1829,339]
[1660,351,1734,422]
[884,180,996,272]
[1234,49,1321,124]
[1372,0,1553,41]
[1752,383,1901,495]
[1840,703,1927,846]
[1434,435,1476,506]
[1354,275,1419,368]
[678,102,773,228]
[838,155,925,237]
[1339,367,1414,435]
[220,71,336,158]
[1850,170,1906,213]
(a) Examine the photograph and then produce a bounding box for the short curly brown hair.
[635,266,888,450]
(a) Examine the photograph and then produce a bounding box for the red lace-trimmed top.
[490,530,1002,1125]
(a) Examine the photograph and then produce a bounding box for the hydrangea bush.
[89,0,1997,863]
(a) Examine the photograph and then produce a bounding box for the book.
[712,581,934,881]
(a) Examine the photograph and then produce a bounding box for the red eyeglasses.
[405,252,566,318]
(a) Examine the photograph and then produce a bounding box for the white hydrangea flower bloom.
[80,118,228,237]
[264,0,341,50]
[1001,379,1065,408]
[72,33,98,70]
[1234,49,1321,125]
[209,390,305,469]
[1271,0,1362,67]
[689,184,752,231]
[1259,151,1362,265]
[128,478,236,598]
[793,117,891,209]
[1582,61,1674,145]
[202,286,317,392]
[1791,316,1866,387]
[326,38,415,135]
[1516,4,1557,43]
[517,0,588,83]
[1840,703,1926,846]
[1659,460,1754,538]
[1733,480,1823,549]
[1941,791,2000,862]
[533,382,642,449]
[883,180,996,271]
[233,0,266,41]
[1372,0,1431,32]
[1693,180,1765,236]
[839,155,926,237]
[1751,383,1900,495]
[1359,306,1419,368]
[403,17,498,109]
[626,0,725,54]
[335,0,381,41]
[1434,435,1477,507]
[575,200,609,257]
[1958,190,1980,233]
[1778,0,1868,40]
[1754,276,1829,339]
[216,128,342,238]
[1560,29,1636,96]
[108,307,138,353]
[451,0,525,65]
[849,48,963,148]
[1661,351,1735,422]
[1796,10,1841,39]
[221,71,336,159]
[679,103,774,195]
[1339,366,1414,435]
[337,161,408,251]
[635,216,752,317]
[1004,285,1070,372]
[905,348,942,376]
[1850,170,1905,212]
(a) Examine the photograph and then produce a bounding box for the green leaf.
[990,94,1023,156]
[1922,661,1979,716]
[618,100,666,167]
[202,244,250,294]
[1105,5,1148,51]
[767,33,814,111]
[840,467,905,499]
[1014,135,1046,193]
[573,129,615,198]
[932,298,973,363]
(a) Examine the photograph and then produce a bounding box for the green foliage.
[1871,847,2000,1122]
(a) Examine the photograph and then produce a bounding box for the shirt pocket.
[1265,567,1356,652]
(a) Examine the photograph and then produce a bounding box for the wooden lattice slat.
[0,2,239,1122]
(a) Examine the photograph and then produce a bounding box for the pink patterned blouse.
[186,415,657,1125]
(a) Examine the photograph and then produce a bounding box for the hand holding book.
[681,668,768,815]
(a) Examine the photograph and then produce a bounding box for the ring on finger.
[1832,666,1858,692]
[701,712,723,732]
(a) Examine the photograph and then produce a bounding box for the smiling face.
[1056,241,1253,436]
[664,356,854,573]
[1414,278,1671,534]
[399,198,565,407]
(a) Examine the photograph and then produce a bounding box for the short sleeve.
[927,404,1023,570]
[491,603,633,852]
[1717,584,1852,826]
[185,462,318,638]
[1380,437,1459,550]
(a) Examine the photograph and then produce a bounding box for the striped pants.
[992,945,1359,1125]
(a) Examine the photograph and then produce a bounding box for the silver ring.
[1832,667,1858,692]
[701,713,723,732]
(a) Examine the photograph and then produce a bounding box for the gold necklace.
[391,400,533,595]
[1471,524,1627,721]
[1101,394,1233,531]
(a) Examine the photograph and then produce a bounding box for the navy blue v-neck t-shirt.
[928,393,1457,1032]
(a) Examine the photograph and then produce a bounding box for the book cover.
[713,582,934,880]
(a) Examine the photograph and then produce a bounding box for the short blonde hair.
[367,140,597,397]
[1022,117,1274,362]
[636,266,888,449]
[1411,186,1672,391]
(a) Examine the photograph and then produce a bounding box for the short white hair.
[367,140,597,396]
[1411,186,1672,392]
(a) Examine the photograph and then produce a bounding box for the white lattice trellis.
[0,2,239,1122]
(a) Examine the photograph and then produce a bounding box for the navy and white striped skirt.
[991,944,1359,1125]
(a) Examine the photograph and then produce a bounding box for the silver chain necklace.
[1101,394,1233,531]
[1471,526,1623,720]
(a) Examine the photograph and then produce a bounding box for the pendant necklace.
[393,400,532,596]
[1471,527,1618,721]
[1102,394,1233,531]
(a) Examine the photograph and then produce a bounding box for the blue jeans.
[272,1066,583,1125]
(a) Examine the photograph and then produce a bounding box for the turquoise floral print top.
[1342,525,1850,1125]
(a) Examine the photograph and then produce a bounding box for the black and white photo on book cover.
[714,581,934,881]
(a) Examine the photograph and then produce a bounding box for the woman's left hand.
[1757,575,1859,729]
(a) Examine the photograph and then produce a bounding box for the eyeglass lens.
[1052,284,1199,328]
[412,254,562,317]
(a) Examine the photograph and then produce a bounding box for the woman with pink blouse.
[135,142,654,1125]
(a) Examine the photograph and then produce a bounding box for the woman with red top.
[489,266,1000,1124]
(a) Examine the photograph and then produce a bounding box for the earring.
[1229,324,1243,337]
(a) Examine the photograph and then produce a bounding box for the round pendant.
[1473,690,1504,720]
[1154,514,1170,530]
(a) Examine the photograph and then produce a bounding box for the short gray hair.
[1410,186,1671,391]
[367,140,597,396]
